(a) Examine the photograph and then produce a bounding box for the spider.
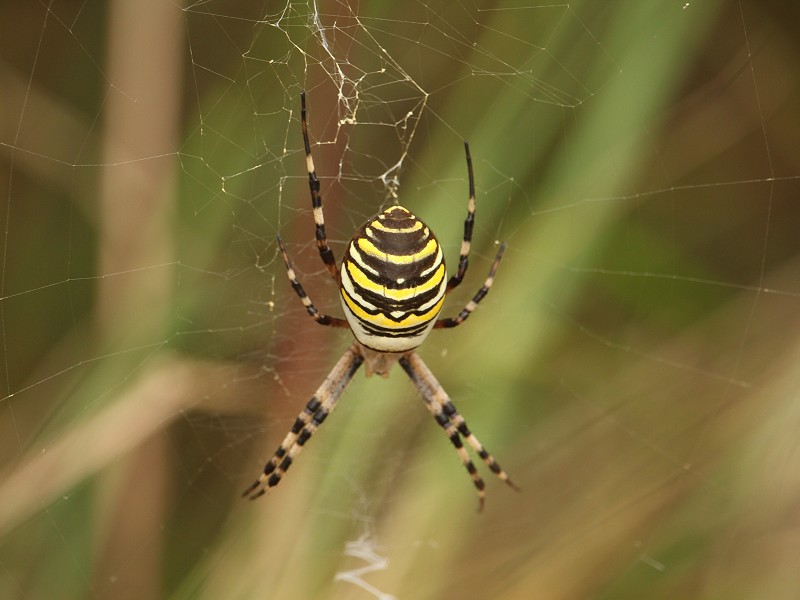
[242,92,519,510]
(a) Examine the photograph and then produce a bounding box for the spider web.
[2,1,800,598]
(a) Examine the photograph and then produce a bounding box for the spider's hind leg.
[243,343,364,499]
[440,399,520,492]
[399,352,518,511]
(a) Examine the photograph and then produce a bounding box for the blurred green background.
[1,1,799,598]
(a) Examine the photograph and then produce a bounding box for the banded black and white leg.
[275,234,348,328]
[244,231,352,498]
[276,92,350,328]
[444,141,477,293]
[436,140,505,329]
[242,344,364,499]
[399,352,519,511]
[301,90,340,284]
[435,241,505,330]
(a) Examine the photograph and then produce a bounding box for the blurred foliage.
[1,1,800,599]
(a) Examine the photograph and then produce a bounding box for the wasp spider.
[242,92,518,510]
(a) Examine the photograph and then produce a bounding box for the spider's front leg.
[445,141,477,293]
[300,91,340,283]
[242,343,364,499]
[435,140,507,329]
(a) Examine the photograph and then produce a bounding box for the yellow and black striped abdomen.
[340,206,447,352]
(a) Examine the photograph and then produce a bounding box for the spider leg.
[435,241,505,329]
[403,357,487,510]
[277,234,348,327]
[243,343,364,499]
[301,91,340,284]
[439,395,520,492]
[399,352,518,511]
[445,141,476,293]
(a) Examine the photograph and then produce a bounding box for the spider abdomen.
[340,205,447,352]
